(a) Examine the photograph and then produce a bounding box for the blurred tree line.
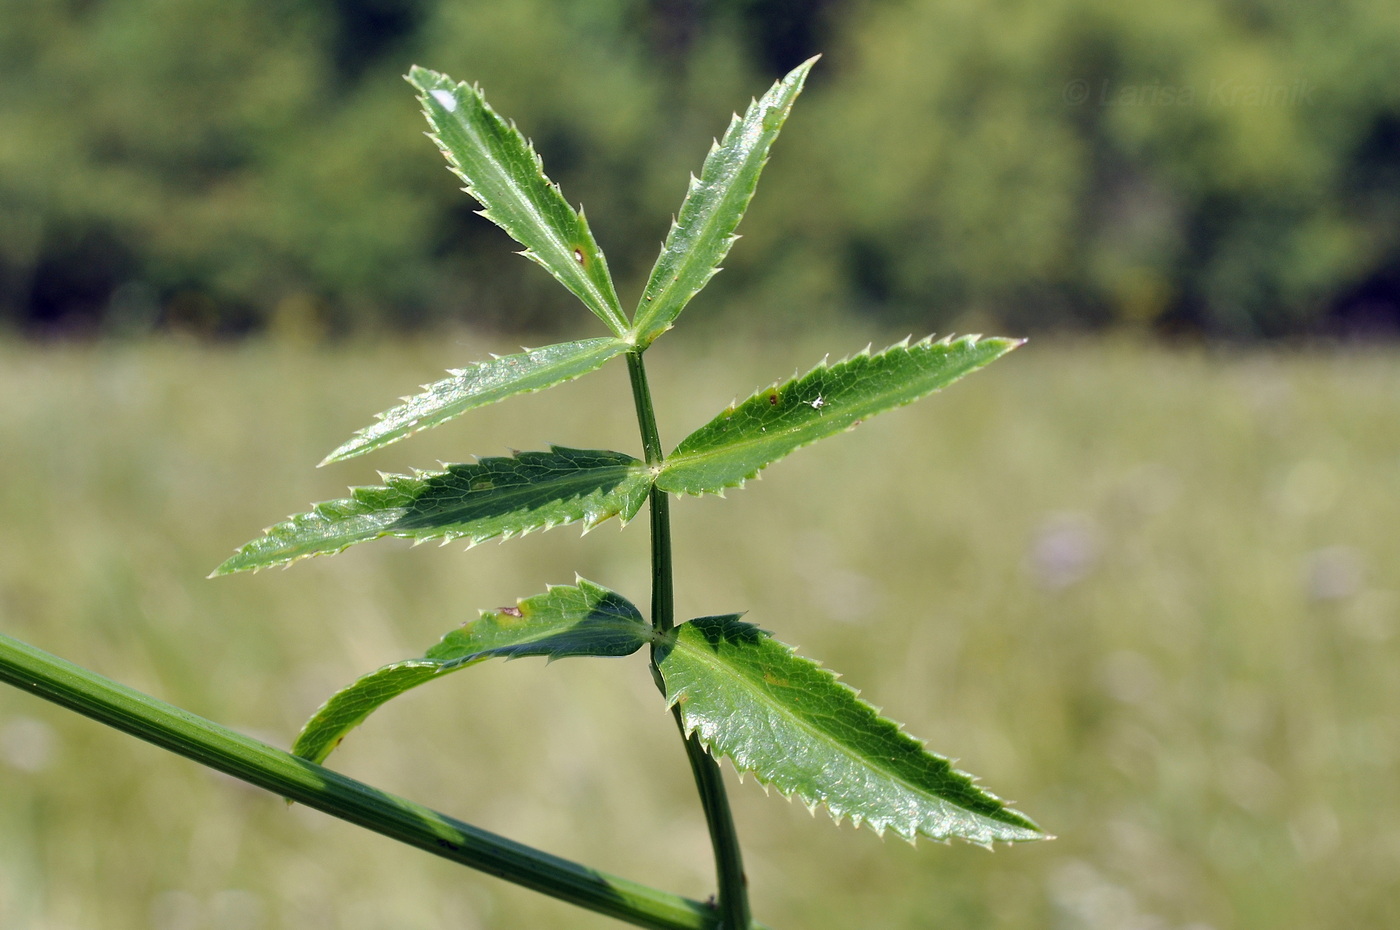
[2,0,1398,339]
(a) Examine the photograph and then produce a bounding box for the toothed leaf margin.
[214,447,652,575]
[408,66,627,335]
[632,57,816,347]
[656,335,1022,497]
[322,337,631,464]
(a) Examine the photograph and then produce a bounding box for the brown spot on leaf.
[499,606,523,618]
[572,248,586,265]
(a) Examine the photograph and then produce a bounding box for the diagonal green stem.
[626,349,752,930]
[0,631,763,930]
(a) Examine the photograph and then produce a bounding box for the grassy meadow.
[1,330,1397,929]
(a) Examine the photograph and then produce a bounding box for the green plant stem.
[0,631,759,930]
[626,349,673,633]
[672,708,752,930]
[626,349,752,930]
[626,349,666,465]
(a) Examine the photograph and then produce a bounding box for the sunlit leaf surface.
[631,58,815,348]
[409,66,627,335]
[656,615,1045,845]
[322,337,630,464]
[657,335,1021,496]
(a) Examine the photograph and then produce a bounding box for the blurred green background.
[3,1,1400,928]
[3,0,1400,338]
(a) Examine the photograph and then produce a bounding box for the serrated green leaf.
[213,447,653,575]
[294,579,648,764]
[321,337,631,465]
[631,58,816,348]
[656,616,1044,845]
[408,66,627,336]
[656,335,1021,497]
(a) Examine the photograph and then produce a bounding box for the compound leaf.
[294,579,649,764]
[632,57,815,348]
[322,337,631,465]
[656,615,1045,845]
[656,335,1021,497]
[213,447,652,575]
[408,66,627,335]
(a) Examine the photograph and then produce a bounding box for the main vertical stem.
[626,349,752,930]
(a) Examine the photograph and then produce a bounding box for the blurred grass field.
[1,330,1397,929]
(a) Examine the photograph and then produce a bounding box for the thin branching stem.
[626,348,752,930]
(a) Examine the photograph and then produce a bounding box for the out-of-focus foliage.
[2,0,1399,337]
[0,0,437,335]
[785,0,1400,337]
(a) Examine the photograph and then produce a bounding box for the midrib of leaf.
[392,460,640,530]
